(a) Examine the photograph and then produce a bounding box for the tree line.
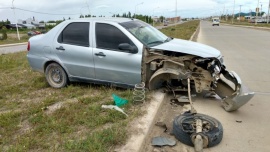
[79,12,154,24]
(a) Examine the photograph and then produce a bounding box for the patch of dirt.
[141,93,195,152]
[44,98,79,115]
[114,91,166,152]
[7,34,27,38]
[16,119,32,137]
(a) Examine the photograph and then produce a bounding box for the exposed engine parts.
[142,48,254,112]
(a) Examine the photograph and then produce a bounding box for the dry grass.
[0,35,29,45]
[160,20,200,40]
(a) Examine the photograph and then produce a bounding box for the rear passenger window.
[96,23,134,51]
[58,22,89,47]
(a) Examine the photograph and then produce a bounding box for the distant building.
[18,24,36,29]
[166,16,181,23]
[152,16,159,22]
[45,22,57,26]
[15,17,47,29]
[5,24,23,29]
[18,17,39,25]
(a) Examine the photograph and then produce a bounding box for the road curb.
[221,23,270,31]
[0,42,28,48]
[190,21,201,41]
[116,90,166,152]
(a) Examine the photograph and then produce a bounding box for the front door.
[93,23,141,86]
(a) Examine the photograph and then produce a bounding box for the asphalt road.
[195,21,270,152]
[0,43,27,55]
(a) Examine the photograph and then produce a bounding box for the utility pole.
[152,7,159,26]
[223,5,225,21]
[135,2,143,19]
[261,3,263,17]
[256,0,259,25]
[239,5,242,22]
[85,0,91,17]
[267,0,270,24]
[226,9,228,21]
[232,0,235,24]
[12,0,20,40]
[175,0,177,24]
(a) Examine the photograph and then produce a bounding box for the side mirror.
[118,43,138,54]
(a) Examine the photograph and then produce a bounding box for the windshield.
[120,20,170,47]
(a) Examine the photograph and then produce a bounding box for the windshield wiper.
[147,41,164,46]
[164,37,172,43]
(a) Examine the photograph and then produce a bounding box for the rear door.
[92,22,142,86]
[53,22,95,79]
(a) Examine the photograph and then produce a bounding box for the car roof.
[65,17,136,23]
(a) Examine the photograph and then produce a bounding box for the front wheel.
[45,63,68,88]
[173,112,223,147]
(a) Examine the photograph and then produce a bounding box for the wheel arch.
[44,60,67,73]
[44,60,70,80]
[148,68,186,90]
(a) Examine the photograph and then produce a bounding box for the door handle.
[56,46,65,51]
[95,52,106,57]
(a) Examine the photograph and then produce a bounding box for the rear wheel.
[45,63,68,88]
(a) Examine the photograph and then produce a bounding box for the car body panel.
[151,38,221,58]
[91,20,143,85]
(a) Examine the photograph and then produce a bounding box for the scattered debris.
[101,105,128,117]
[151,136,176,147]
[133,82,146,103]
[155,122,168,132]
[203,92,217,98]
[112,94,128,107]
[236,120,242,123]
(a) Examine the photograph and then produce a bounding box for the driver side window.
[95,23,134,51]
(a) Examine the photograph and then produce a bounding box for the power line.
[0,7,12,9]
[2,7,80,16]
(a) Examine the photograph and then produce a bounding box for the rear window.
[58,22,89,47]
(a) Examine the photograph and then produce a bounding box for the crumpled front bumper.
[214,71,255,112]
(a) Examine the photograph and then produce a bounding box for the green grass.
[0,21,199,151]
[0,35,29,45]
[160,20,200,40]
[0,52,143,151]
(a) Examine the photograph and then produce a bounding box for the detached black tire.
[45,63,68,88]
[173,112,223,147]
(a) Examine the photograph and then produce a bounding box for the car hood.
[151,38,221,58]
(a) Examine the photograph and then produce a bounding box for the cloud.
[0,0,268,22]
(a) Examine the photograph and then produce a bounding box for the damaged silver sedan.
[27,18,254,112]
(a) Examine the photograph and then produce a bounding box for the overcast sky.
[0,0,269,23]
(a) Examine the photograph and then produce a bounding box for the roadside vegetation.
[160,20,200,40]
[0,20,199,151]
[0,35,29,45]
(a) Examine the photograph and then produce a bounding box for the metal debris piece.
[155,122,168,132]
[188,78,197,114]
[151,136,176,146]
[101,105,128,117]
[236,120,242,123]
[203,92,217,98]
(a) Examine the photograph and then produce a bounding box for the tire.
[45,63,68,88]
[173,112,223,147]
